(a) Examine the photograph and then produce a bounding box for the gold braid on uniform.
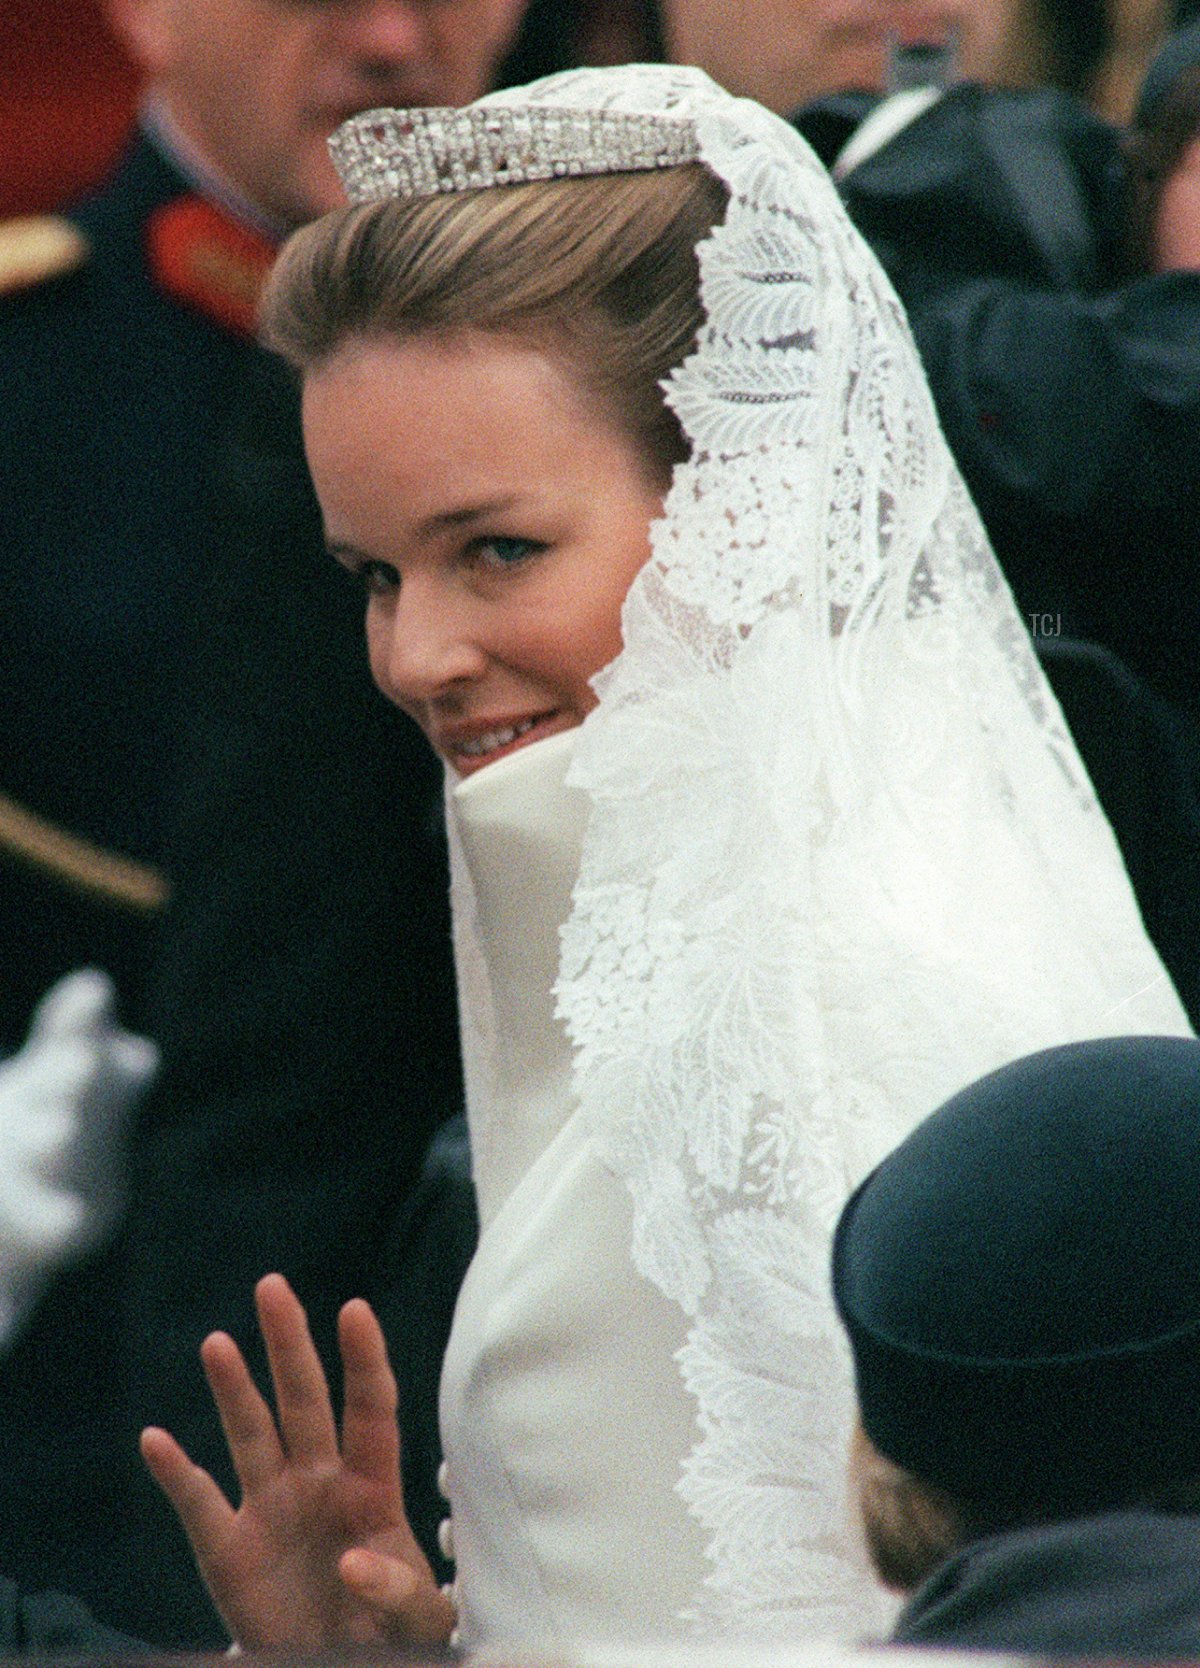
[0,791,169,912]
[0,216,89,297]
[1,221,159,912]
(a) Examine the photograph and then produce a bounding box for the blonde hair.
[852,1421,1200,1594]
[851,1423,970,1594]
[261,164,729,485]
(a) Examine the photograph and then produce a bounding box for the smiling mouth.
[455,717,542,759]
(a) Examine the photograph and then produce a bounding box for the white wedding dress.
[439,732,885,1648]
[436,696,1189,1650]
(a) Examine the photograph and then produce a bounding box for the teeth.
[458,717,538,757]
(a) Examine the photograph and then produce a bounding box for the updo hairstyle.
[260,163,729,487]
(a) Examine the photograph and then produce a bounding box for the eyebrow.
[324,495,525,564]
[417,495,523,536]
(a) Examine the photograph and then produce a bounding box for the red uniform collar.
[147,193,278,338]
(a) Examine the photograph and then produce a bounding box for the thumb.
[26,970,115,1041]
[339,1548,457,1648]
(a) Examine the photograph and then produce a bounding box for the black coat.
[798,85,1200,722]
[0,1576,140,1656]
[0,137,259,1047]
[0,136,471,1648]
[895,1510,1200,1656]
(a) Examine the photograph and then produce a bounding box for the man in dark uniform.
[0,118,266,1047]
[0,0,534,1037]
[0,0,555,1645]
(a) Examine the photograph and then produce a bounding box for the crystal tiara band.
[330,106,702,204]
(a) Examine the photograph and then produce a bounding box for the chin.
[284,157,352,227]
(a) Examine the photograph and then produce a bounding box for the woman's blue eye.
[476,536,542,568]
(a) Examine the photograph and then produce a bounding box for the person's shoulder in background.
[795,81,1130,300]
[0,1571,143,1655]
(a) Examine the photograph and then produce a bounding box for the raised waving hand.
[140,1273,455,1651]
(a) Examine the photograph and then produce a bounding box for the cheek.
[956,0,1028,71]
[559,579,642,697]
[431,1,523,94]
[502,609,613,711]
[1155,159,1200,272]
[561,505,659,685]
[269,43,319,130]
[471,0,527,54]
[363,606,399,702]
[289,143,352,220]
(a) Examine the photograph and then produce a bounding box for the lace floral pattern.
[455,67,1191,1637]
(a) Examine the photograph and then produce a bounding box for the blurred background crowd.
[3,0,1200,1650]
[4,0,1199,221]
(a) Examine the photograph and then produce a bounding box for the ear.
[104,0,177,77]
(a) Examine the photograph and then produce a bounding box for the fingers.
[140,1426,237,1564]
[255,1272,339,1466]
[339,1548,457,1649]
[28,969,114,1038]
[338,1298,402,1490]
[200,1329,286,1495]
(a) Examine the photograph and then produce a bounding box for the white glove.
[0,968,158,1344]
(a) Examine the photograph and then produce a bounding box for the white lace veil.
[410,66,1192,1634]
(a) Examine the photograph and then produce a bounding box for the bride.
[140,63,1190,1652]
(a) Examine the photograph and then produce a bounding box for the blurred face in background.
[107,0,528,227]
[1154,133,1200,269]
[659,0,1047,113]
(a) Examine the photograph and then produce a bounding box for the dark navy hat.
[832,1036,1200,1513]
[1136,20,1200,127]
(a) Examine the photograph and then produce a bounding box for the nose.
[368,582,489,712]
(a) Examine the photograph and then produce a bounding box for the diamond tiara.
[330,105,702,204]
